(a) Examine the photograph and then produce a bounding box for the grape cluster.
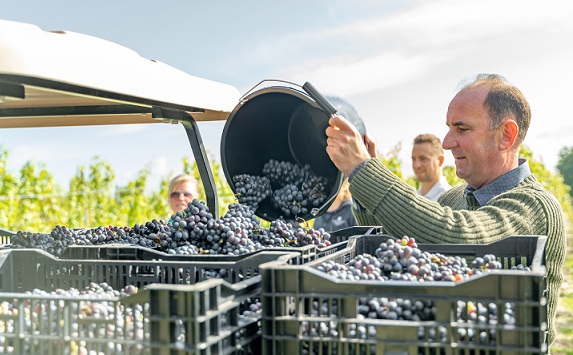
[317,236,505,283]
[11,221,167,257]
[165,200,332,256]
[232,174,272,210]
[10,228,74,256]
[262,159,306,186]
[233,159,328,218]
[11,199,334,258]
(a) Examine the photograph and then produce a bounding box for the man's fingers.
[329,114,355,132]
[364,133,378,158]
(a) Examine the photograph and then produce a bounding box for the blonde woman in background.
[167,174,200,214]
[313,178,357,232]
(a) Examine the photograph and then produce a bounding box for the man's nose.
[442,131,454,150]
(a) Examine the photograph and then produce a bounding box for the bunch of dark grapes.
[317,236,507,283]
[265,161,326,218]
[218,203,263,255]
[232,174,272,210]
[262,159,304,186]
[271,184,307,216]
[12,198,334,258]
[11,225,76,256]
[301,174,328,207]
[75,223,160,248]
[232,159,328,218]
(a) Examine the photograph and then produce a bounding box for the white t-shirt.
[417,176,452,202]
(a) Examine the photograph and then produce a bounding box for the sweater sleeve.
[349,158,566,345]
[350,159,561,243]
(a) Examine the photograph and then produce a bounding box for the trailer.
[0,18,241,218]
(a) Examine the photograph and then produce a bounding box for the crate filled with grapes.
[7,199,370,265]
[0,247,299,354]
[260,234,548,354]
[58,224,376,265]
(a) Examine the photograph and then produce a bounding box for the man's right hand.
[325,114,371,176]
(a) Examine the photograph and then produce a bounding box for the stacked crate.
[260,235,549,355]
[0,226,378,353]
[0,248,298,354]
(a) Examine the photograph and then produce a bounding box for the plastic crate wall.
[260,234,548,355]
[0,249,298,354]
[0,227,14,244]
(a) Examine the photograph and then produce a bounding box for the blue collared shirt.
[464,158,532,206]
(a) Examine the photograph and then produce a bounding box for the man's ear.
[438,155,445,166]
[499,118,519,151]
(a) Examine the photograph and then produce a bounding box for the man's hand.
[325,115,371,176]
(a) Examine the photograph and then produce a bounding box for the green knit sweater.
[350,158,566,346]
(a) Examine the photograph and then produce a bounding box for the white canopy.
[0,19,241,127]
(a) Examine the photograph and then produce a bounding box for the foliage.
[0,145,237,233]
[557,146,573,200]
[1,143,572,234]
[378,142,404,179]
[442,165,463,187]
[520,145,573,222]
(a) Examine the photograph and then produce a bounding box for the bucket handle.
[241,80,338,117]
[240,79,305,103]
[302,82,337,116]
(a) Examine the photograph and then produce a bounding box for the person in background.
[313,178,357,232]
[411,133,452,201]
[168,174,200,214]
[325,73,566,345]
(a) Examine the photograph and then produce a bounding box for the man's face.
[411,142,442,183]
[442,86,501,189]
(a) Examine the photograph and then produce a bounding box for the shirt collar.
[464,158,532,206]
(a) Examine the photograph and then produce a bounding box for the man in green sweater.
[325,73,566,346]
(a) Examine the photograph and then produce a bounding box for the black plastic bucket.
[220,82,365,222]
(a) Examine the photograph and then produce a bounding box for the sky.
[2,0,573,191]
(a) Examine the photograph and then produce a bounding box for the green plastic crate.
[0,227,13,245]
[0,248,299,354]
[260,234,548,355]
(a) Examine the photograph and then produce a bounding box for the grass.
[551,232,573,355]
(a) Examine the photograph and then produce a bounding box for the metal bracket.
[152,107,219,218]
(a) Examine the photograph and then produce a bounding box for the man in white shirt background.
[411,133,452,201]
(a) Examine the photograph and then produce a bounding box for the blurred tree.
[148,175,171,221]
[521,145,573,221]
[116,169,152,227]
[12,161,62,232]
[0,146,19,229]
[65,158,117,229]
[378,142,403,179]
[557,146,573,200]
[1,143,570,234]
[442,166,463,187]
